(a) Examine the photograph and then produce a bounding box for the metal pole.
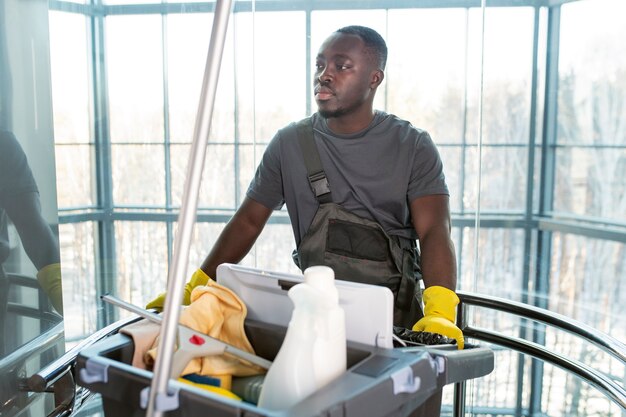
[145,1,233,415]
[453,299,468,417]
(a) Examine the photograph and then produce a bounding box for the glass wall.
[46,0,626,416]
[1,0,64,415]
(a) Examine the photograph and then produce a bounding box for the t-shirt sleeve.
[407,130,449,202]
[246,131,285,210]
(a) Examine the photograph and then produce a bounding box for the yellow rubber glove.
[145,268,211,312]
[412,285,464,349]
[37,263,63,315]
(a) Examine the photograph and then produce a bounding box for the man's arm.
[200,196,274,279]
[410,194,456,290]
[410,194,464,348]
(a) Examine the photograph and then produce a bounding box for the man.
[148,26,463,349]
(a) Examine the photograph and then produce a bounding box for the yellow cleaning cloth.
[146,279,265,378]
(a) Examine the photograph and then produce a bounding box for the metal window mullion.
[383,9,389,111]
[530,4,561,416]
[515,6,544,417]
[305,8,312,115]
[536,0,561,330]
[161,14,174,265]
[91,0,545,16]
[89,4,118,329]
[452,8,472,416]
[233,14,240,208]
[523,6,542,297]
[457,7,471,284]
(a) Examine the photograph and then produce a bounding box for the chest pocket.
[292,118,423,328]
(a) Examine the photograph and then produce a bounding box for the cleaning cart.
[76,263,494,417]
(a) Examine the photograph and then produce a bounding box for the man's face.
[314,33,381,119]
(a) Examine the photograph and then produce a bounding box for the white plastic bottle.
[257,266,347,410]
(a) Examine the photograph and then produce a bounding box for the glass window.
[49,11,90,145]
[54,144,95,208]
[558,0,626,147]
[554,147,626,219]
[167,12,236,143]
[438,146,463,212]
[59,221,97,341]
[111,144,166,206]
[170,143,235,208]
[166,13,213,144]
[104,0,157,4]
[466,146,529,212]
[106,15,164,144]
[115,221,168,308]
[387,8,467,143]
[540,362,620,415]
[475,7,534,145]
[49,11,94,208]
[185,222,226,277]
[252,223,300,274]
[237,143,261,205]
[460,227,526,296]
[555,0,626,222]
[238,11,307,141]
[549,233,625,338]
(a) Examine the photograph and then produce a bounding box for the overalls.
[291,118,423,329]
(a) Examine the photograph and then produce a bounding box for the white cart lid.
[216,263,394,348]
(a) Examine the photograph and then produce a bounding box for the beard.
[317,97,365,119]
[318,107,348,119]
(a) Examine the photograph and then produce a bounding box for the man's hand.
[412,285,464,349]
[37,263,63,314]
[145,269,211,312]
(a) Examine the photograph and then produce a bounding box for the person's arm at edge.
[200,196,274,279]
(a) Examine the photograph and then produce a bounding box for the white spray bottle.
[257,266,347,410]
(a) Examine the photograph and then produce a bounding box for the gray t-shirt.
[247,111,449,245]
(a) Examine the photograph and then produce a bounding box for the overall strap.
[296,118,332,204]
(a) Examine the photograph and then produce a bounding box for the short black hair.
[335,25,387,70]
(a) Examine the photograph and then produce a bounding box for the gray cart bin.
[76,317,493,417]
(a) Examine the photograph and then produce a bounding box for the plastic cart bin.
[77,319,493,417]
